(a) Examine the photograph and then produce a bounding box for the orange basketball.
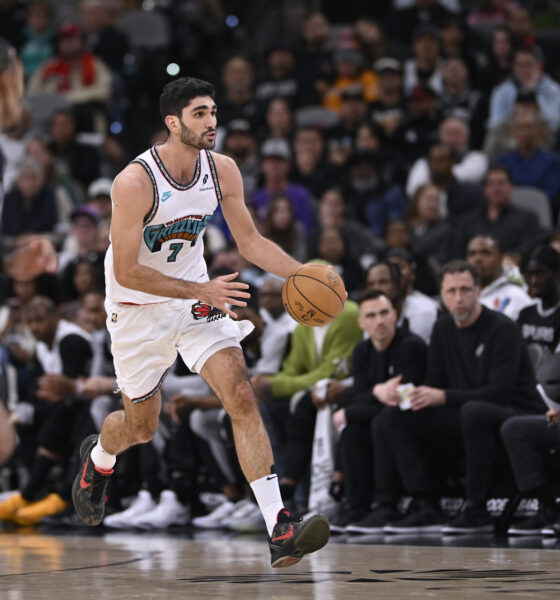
[282,263,346,326]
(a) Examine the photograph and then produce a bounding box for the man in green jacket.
[252,300,362,505]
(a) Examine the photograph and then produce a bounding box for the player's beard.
[178,119,215,150]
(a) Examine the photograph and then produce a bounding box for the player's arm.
[111,164,249,316]
[215,153,301,279]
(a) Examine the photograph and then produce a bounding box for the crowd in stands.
[2,0,560,539]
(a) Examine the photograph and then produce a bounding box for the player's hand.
[410,386,446,411]
[197,272,250,319]
[4,237,58,281]
[373,375,401,406]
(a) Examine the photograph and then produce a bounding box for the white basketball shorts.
[105,298,254,403]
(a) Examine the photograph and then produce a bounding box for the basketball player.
[71,77,330,567]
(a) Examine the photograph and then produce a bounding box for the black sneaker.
[71,435,113,526]
[508,508,558,536]
[345,504,402,534]
[384,500,445,534]
[268,508,330,568]
[330,507,368,533]
[442,503,494,534]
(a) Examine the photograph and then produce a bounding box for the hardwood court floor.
[1,529,560,599]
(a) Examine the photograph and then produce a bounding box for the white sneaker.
[104,491,157,529]
[220,499,256,528]
[192,500,237,529]
[131,490,190,529]
[226,503,266,532]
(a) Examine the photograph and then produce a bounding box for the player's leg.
[200,347,330,567]
[72,391,162,526]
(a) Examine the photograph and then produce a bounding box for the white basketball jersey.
[105,145,222,304]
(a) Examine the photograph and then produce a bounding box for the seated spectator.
[406,117,488,197]
[494,109,560,219]
[28,21,112,133]
[517,245,560,354]
[251,300,362,508]
[353,18,403,66]
[322,49,378,114]
[349,260,544,534]
[254,45,299,109]
[261,97,293,141]
[330,290,428,531]
[58,205,103,272]
[20,0,54,79]
[467,0,517,30]
[250,138,315,233]
[407,183,460,270]
[221,119,259,200]
[403,24,445,96]
[1,158,58,243]
[393,83,443,165]
[216,56,258,128]
[467,235,533,320]
[262,196,307,263]
[343,149,406,236]
[0,107,32,192]
[86,177,112,220]
[290,126,336,198]
[488,46,560,134]
[385,0,456,46]
[460,166,543,255]
[483,90,553,162]
[47,109,101,189]
[369,58,407,140]
[474,25,514,94]
[438,58,488,149]
[308,186,385,270]
[365,260,435,344]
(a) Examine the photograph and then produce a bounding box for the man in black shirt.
[331,290,427,531]
[360,260,543,534]
[518,245,560,355]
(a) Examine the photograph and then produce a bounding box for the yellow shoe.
[0,493,32,521]
[13,494,68,526]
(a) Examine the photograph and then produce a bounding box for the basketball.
[282,263,346,326]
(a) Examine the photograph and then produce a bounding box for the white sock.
[250,473,285,536]
[90,437,116,471]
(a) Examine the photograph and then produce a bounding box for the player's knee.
[127,413,159,444]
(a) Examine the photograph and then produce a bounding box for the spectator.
[353,18,402,66]
[331,289,428,531]
[262,195,307,263]
[467,0,518,30]
[221,119,259,200]
[407,183,459,270]
[250,138,315,233]
[406,117,488,197]
[290,126,335,198]
[1,158,58,241]
[403,24,445,96]
[0,107,33,191]
[494,109,560,218]
[466,235,533,320]
[385,0,456,46]
[251,300,362,507]
[360,260,543,534]
[47,109,101,189]
[517,245,560,353]
[460,166,543,255]
[19,0,54,79]
[254,45,299,109]
[86,177,112,220]
[28,21,112,133]
[262,97,293,141]
[58,205,103,272]
[216,56,258,127]
[488,46,560,134]
[370,58,406,140]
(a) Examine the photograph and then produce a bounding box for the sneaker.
[0,492,32,522]
[268,508,330,568]
[345,505,401,534]
[442,504,494,534]
[541,524,557,536]
[13,493,68,526]
[508,508,558,536]
[192,499,237,529]
[384,500,445,534]
[219,499,254,528]
[227,502,266,532]
[330,507,368,534]
[71,434,114,526]
[131,490,190,529]
[103,490,157,529]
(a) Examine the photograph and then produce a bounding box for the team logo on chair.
[191,301,226,322]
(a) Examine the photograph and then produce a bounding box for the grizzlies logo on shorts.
[191,301,226,322]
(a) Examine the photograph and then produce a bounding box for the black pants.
[500,415,560,493]
[283,391,316,483]
[379,400,522,504]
